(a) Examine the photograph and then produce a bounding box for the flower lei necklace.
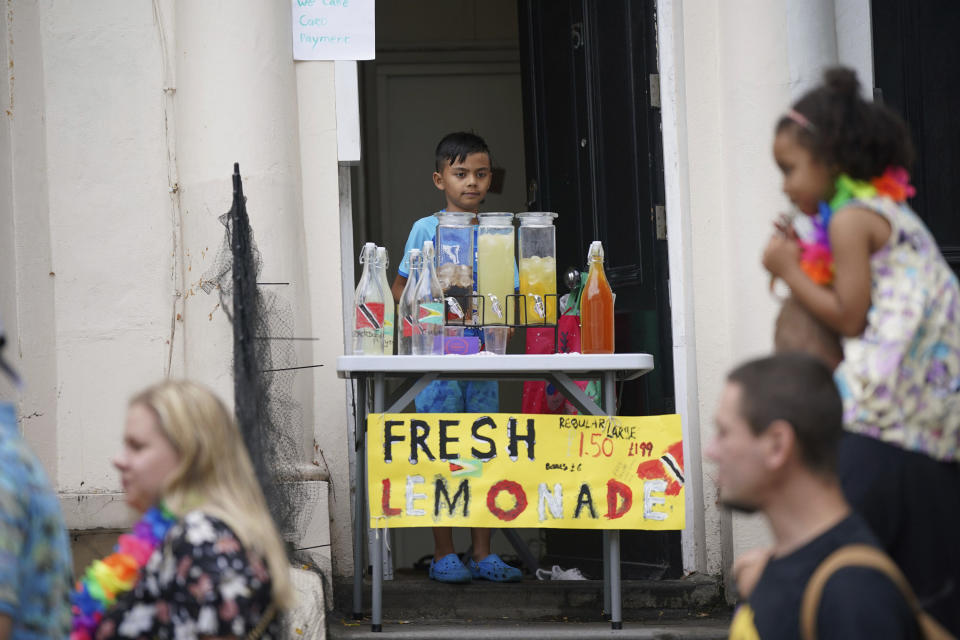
[70,504,178,640]
[799,166,916,285]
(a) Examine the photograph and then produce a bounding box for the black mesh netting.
[200,164,327,637]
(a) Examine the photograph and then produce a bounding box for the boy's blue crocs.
[429,553,472,583]
[468,553,522,582]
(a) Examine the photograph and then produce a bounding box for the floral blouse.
[96,510,279,640]
[834,196,960,462]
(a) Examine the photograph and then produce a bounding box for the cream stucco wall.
[660,0,872,581]
[1,0,345,573]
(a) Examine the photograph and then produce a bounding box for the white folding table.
[337,353,655,632]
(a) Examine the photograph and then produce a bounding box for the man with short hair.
[709,353,917,639]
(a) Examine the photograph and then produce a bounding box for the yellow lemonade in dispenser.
[517,212,558,325]
[477,213,516,324]
[519,256,557,324]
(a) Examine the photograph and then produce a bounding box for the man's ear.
[763,419,796,470]
[433,171,444,190]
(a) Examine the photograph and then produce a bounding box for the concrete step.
[334,573,727,623]
[329,618,731,639]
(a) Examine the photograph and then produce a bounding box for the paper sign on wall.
[291,0,374,61]
[367,413,685,530]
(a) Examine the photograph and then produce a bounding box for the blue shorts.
[414,380,499,413]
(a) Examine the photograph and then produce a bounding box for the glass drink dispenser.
[477,212,515,325]
[517,211,558,324]
[435,211,475,324]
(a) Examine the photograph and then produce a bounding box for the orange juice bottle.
[580,241,614,354]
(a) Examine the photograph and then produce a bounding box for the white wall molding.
[656,0,707,575]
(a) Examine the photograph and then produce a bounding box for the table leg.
[500,528,540,573]
[352,377,367,620]
[604,371,622,630]
[609,529,622,629]
[603,530,611,619]
[565,372,611,620]
[546,372,604,416]
[371,373,385,632]
[386,372,438,413]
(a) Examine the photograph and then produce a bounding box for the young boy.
[391,131,522,584]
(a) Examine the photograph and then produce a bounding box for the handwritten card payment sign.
[367,413,685,530]
[292,0,374,61]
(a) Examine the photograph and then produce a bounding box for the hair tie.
[787,109,817,134]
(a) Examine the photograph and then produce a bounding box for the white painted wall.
[296,61,355,576]
[659,0,869,580]
[30,0,174,497]
[1,0,344,572]
[1,0,59,481]
[835,0,874,92]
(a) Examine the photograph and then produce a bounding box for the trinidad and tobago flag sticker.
[636,440,684,496]
[356,302,384,330]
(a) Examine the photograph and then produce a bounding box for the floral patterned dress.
[834,196,960,461]
[96,510,279,640]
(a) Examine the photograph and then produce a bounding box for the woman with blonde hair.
[71,380,292,640]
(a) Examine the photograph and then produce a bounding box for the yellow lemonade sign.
[367,413,684,530]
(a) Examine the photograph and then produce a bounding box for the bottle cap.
[360,241,376,263]
[588,240,604,261]
[421,240,435,261]
[436,211,476,226]
[478,212,515,227]
[376,246,389,268]
[517,211,558,226]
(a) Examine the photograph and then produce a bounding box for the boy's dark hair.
[435,131,491,172]
[776,67,915,180]
[727,352,843,475]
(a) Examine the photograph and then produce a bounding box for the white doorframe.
[655,0,708,575]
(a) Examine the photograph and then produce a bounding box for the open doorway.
[353,0,680,580]
[354,0,531,574]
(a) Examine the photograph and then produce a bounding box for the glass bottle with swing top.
[352,242,385,355]
[397,248,421,355]
[375,246,395,355]
[413,240,445,355]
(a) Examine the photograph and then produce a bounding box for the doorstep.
[333,572,727,624]
[328,618,731,639]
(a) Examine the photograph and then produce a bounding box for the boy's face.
[433,151,492,213]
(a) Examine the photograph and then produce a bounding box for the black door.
[872,0,960,277]
[518,0,680,579]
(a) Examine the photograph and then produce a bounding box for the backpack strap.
[799,544,922,640]
[246,602,277,640]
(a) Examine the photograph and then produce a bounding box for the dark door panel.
[519,0,678,577]
[872,0,960,277]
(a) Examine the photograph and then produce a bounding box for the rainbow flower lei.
[70,504,178,640]
[799,166,916,285]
